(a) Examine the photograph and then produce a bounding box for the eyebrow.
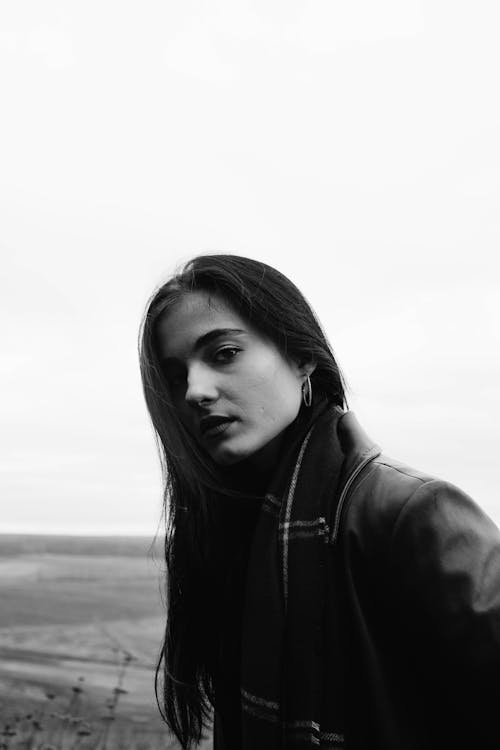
[160,328,246,365]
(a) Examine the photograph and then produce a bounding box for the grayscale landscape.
[0,535,212,749]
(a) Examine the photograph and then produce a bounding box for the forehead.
[155,290,247,360]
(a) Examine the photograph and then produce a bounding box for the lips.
[199,415,236,438]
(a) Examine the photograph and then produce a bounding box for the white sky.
[1,0,499,534]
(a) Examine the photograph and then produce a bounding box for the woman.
[139,254,500,750]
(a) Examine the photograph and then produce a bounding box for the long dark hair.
[138,254,347,749]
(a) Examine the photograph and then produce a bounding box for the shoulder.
[340,453,498,562]
[378,467,500,653]
[340,453,438,549]
[336,412,452,542]
[339,456,500,646]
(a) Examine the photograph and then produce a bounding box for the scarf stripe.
[281,518,328,528]
[239,694,344,748]
[282,428,314,609]
[241,687,279,711]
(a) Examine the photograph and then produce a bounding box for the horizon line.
[0,528,163,538]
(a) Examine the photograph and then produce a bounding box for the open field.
[0,535,213,749]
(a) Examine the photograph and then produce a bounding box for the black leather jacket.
[214,412,500,749]
[335,412,500,749]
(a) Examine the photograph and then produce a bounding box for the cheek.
[242,364,300,422]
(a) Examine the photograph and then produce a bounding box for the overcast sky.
[1,0,498,535]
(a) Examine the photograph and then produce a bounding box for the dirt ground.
[0,540,213,749]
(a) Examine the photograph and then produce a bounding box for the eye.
[213,346,240,363]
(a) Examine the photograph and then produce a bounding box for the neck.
[224,463,268,497]
[222,424,295,497]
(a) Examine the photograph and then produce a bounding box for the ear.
[299,360,317,381]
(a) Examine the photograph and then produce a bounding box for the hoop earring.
[302,374,312,407]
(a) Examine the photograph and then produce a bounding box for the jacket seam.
[372,459,432,483]
[341,465,378,513]
[388,480,442,562]
[330,462,378,544]
[344,462,429,523]
[335,464,431,548]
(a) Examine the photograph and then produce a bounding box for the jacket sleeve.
[388,479,500,746]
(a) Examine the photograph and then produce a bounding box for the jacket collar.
[337,411,382,490]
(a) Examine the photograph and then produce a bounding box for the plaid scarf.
[239,400,346,748]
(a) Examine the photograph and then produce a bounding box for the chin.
[210,433,278,468]
[209,436,260,467]
[211,448,249,467]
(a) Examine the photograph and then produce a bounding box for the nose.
[184,362,218,406]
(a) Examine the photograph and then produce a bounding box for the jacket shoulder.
[339,454,472,558]
[337,412,443,537]
[372,454,437,485]
[342,454,436,533]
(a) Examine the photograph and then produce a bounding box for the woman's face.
[156,290,312,468]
